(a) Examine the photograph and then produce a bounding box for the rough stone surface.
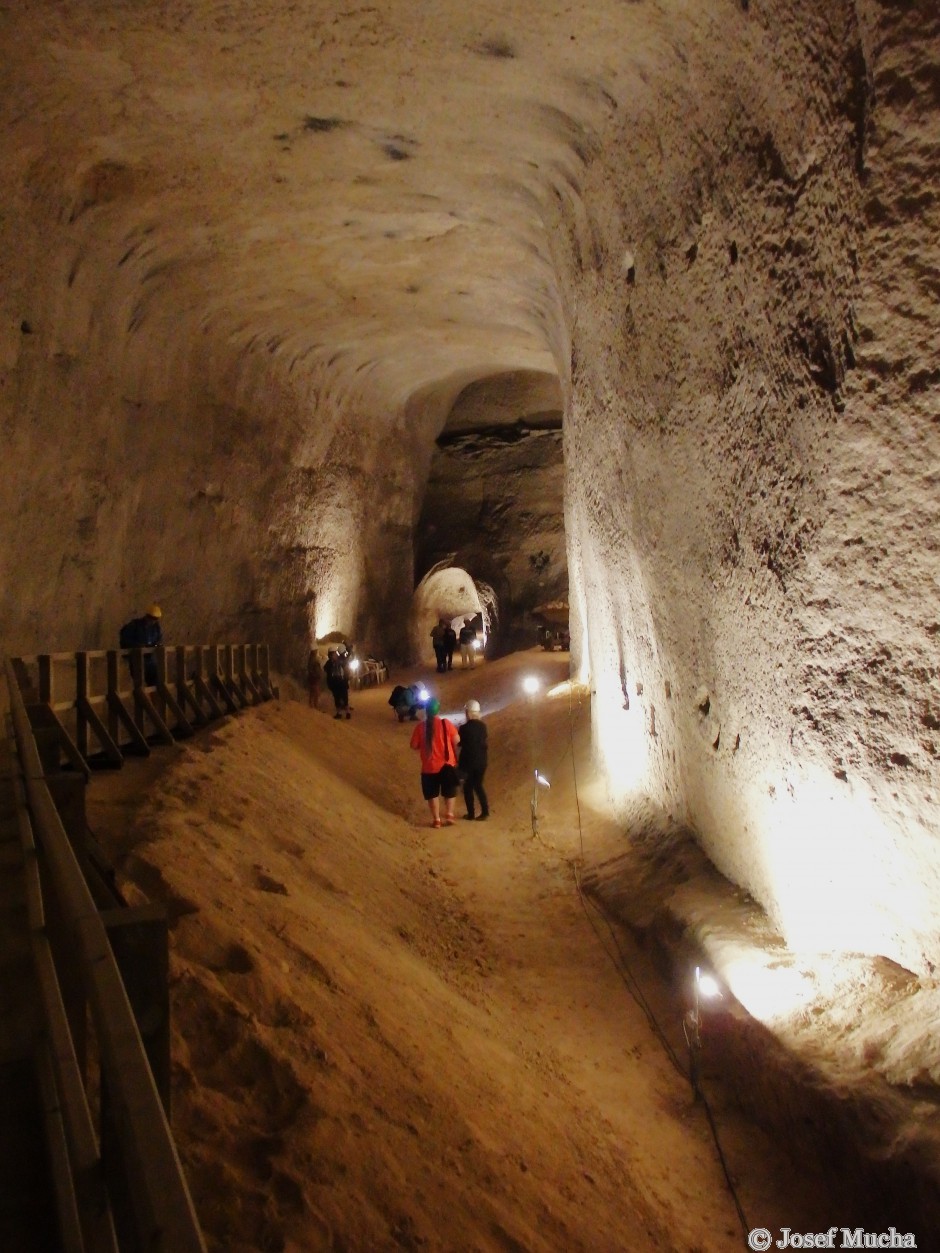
[1,0,938,1005]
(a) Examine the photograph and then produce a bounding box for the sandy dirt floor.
[88,649,835,1252]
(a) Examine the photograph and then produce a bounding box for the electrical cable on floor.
[555,679,751,1240]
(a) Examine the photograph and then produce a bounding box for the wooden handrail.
[5,657,207,1253]
[10,643,278,774]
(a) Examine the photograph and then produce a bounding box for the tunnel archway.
[415,369,568,657]
[410,564,495,665]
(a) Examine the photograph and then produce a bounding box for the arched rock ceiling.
[442,371,562,438]
[0,0,649,404]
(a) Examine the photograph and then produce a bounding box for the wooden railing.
[4,656,207,1252]
[1,641,277,1248]
[10,643,277,776]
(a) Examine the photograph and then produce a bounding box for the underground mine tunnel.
[1,0,938,1249]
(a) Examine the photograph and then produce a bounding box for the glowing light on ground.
[522,675,540,695]
[696,971,721,1001]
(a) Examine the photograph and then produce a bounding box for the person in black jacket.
[458,699,489,820]
[443,622,457,671]
[324,649,351,719]
[389,683,424,722]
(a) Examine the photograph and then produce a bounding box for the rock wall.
[563,0,940,973]
[417,424,566,654]
[417,366,568,654]
[1,256,416,677]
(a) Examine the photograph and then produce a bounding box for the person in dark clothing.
[119,603,163,686]
[389,683,425,722]
[458,619,477,668]
[458,699,489,820]
[443,623,457,671]
[430,620,447,672]
[324,649,351,719]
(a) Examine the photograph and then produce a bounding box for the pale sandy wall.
[0,206,420,674]
[564,0,940,972]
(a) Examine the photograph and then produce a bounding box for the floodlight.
[696,971,721,1000]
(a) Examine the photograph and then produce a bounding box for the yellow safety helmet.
[146,603,162,618]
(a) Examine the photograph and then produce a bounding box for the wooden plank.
[77,698,124,768]
[32,943,120,1253]
[178,680,208,726]
[192,671,225,721]
[154,681,194,739]
[258,644,278,700]
[38,654,53,705]
[176,647,208,727]
[207,647,239,715]
[106,693,151,758]
[106,652,122,747]
[34,1040,105,1253]
[27,704,91,782]
[151,647,167,727]
[222,646,249,709]
[190,649,222,721]
[75,653,90,761]
[236,645,263,705]
[131,689,175,746]
[10,656,39,703]
[210,673,240,714]
[151,646,194,735]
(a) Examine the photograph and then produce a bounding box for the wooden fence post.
[38,653,53,706]
[236,645,262,705]
[222,645,247,709]
[75,652,89,760]
[107,651,150,758]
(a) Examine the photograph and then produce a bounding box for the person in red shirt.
[410,698,460,827]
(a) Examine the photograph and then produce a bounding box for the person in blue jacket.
[119,603,163,685]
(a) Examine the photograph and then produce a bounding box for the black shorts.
[421,767,459,800]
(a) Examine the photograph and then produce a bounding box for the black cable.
[559,678,751,1240]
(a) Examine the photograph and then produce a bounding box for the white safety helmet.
[465,699,481,714]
